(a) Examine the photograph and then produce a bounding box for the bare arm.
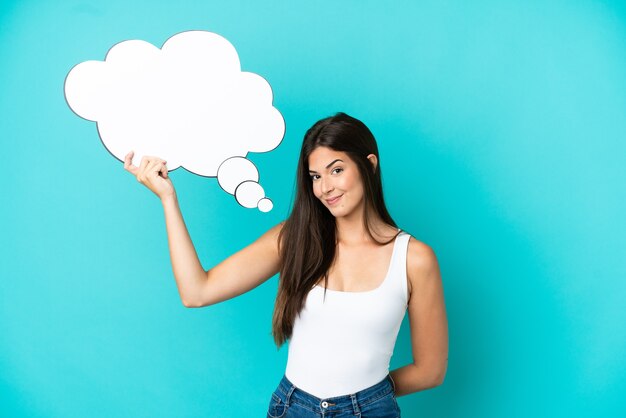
[124,151,282,308]
[162,195,283,308]
[160,194,206,307]
[390,238,449,396]
[193,223,282,307]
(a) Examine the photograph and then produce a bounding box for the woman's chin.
[329,207,350,217]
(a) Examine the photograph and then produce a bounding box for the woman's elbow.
[182,297,203,308]
[431,364,448,387]
[431,373,446,388]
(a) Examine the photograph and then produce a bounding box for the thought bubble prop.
[64,30,285,212]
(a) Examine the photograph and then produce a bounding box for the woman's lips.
[326,195,342,205]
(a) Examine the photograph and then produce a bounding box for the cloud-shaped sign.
[64,30,285,212]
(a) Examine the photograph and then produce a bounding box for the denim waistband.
[276,373,396,414]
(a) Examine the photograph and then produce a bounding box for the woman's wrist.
[161,192,178,206]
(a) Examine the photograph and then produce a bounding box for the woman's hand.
[124,151,175,201]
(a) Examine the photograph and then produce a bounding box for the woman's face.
[308,146,366,218]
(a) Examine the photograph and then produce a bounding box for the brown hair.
[271,112,400,348]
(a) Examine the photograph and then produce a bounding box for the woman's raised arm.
[124,151,283,308]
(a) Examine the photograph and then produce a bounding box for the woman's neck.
[335,213,397,246]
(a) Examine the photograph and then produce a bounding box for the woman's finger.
[124,151,138,175]
[146,158,167,180]
[138,156,152,181]
[145,159,160,178]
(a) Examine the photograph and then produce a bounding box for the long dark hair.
[271,112,399,348]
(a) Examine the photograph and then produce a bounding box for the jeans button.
[321,401,328,408]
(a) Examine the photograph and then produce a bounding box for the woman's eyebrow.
[309,159,343,173]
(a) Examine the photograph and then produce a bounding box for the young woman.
[123,112,448,417]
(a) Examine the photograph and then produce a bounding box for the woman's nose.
[321,178,334,194]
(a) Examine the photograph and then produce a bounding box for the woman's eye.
[310,168,341,181]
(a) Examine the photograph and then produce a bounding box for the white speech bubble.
[64,30,284,211]
[235,181,265,209]
[257,198,273,213]
[217,156,259,194]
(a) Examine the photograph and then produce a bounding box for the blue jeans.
[267,373,401,417]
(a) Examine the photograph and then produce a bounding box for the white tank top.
[284,230,411,398]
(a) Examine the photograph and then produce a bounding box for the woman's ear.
[367,154,378,173]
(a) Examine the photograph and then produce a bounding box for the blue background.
[1,0,625,417]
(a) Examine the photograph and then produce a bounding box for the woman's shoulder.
[404,233,440,294]
[400,229,436,265]
[406,236,436,263]
[254,221,286,255]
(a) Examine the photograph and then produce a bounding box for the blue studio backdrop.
[1,1,625,417]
